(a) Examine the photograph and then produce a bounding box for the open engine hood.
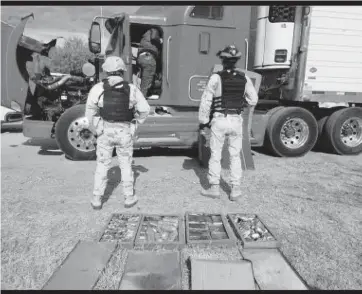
[1,14,59,111]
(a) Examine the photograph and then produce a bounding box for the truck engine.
[25,58,96,123]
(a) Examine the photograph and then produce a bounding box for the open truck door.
[1,14,34,112]
[90,13,132,80]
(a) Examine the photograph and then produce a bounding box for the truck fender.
[265,106,285,119]
[252,106,285,146]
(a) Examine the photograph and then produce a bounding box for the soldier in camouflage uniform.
[198,45,259,201]
[85,56,150,210]
[137,27,163,97]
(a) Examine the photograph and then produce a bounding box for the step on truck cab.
[5,6,362,161]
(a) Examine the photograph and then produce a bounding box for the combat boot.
[91,195,102,210]
[124,194,138,208]
[201,184,220,199]
[230,185,242,201]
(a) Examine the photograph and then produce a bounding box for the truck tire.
[55,104,97,160]
[323,107,362,155]
[265,107,318,157]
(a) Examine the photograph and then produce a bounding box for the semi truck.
[2,6,362,161]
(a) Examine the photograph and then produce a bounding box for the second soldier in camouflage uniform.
[85,56,150,210]
[198,45,259,201]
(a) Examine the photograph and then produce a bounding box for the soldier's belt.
[214,109,242,115]
[103,119,127,123]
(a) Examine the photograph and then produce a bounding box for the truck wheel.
[55,104,97,160]
[265,107,318,157]
[323,107,362,155]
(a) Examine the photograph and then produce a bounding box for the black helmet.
[216,45,242,59]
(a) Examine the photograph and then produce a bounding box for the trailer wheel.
[323,107,362,155]
[265,107,318,157]
[55,104,97,160]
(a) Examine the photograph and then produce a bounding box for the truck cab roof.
[122,5,237,28]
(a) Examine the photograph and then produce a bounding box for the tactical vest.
[99,79,134,122]
[211,69,247,117]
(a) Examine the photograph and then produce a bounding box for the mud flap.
[1,14,34,111]
[240,105,255,170]
[22,116,54,139]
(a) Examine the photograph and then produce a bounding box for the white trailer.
[249,6,362,156]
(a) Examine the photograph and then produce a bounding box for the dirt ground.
[1,131,362,290]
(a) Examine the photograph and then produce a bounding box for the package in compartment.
[209,224,227,233]
[232,214,275,242]
[210,231,229,240]
[189,223,208,230]
[101,214,140,242]
[188,214,206,223]
[139,215,180,243]
[189,231,211,241]
[211,215,223,223]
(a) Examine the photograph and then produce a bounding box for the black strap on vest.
[210,69,247,118]
[99,79,134,122]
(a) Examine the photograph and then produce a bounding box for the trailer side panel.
[302,6,362,104]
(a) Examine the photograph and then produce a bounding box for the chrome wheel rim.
[67,117,96,152]
[340,117,362,148]
[280,118,309,149]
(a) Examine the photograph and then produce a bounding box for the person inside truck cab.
[198,45,259,201]
[136,27,163,97]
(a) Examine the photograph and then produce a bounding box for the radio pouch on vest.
[99,79,134,122]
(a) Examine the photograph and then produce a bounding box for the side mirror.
[88,21,101,54]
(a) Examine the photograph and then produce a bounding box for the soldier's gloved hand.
[90,127,98,138]
[85,121,98,138]
[199,123,210,130]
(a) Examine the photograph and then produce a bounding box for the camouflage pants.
[208,114,243,186]
[93,121,137,197]
[137,52,156,97]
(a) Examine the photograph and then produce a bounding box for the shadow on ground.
[102,163,149,204]
[182,158,231,195]
[23,138,64,156]
[134,147,197,158]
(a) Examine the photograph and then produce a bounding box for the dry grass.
[93,245,128,290]
[1,133,362,290]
